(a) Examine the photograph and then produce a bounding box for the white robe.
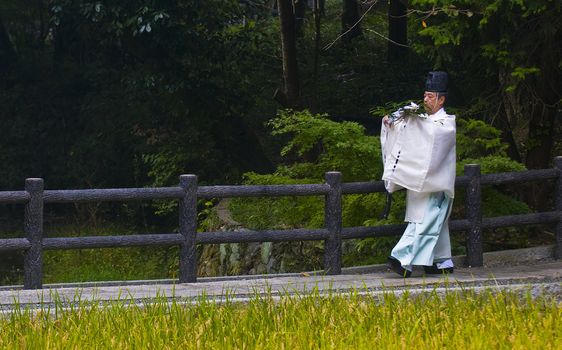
[380,108,456,223]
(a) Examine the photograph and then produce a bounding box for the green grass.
[43,246,176,283]
[41,225,177,284]
[1,289,560,349]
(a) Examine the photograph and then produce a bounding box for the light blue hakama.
[391,192,453,267]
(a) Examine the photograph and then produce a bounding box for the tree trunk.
[52,14,68,74]
[275,0,301,108]
[524,73,557,208]
[496,106,523,163]
[524,103,557,212]
[311,0,322,112]
[341,0,362,44]
[525,35,559,171]
[387,0,408,61]
[523,35,560,210]
[497,68,524,163]
[0,16,16,76]
[525,106,556,169]
[294,0,306,36]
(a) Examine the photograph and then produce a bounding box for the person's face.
[423,91,445,114]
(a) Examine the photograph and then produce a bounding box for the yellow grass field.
[1,289,560,349]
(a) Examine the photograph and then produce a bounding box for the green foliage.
[454,118,530,220]
[44,246,173,283]
[456,118,508,159]
[0,0,278,192]
[370,99,423,118]
[408,0,561,165]
[41,225,175,283]
[230,174,324,230]
[410,0,560,72]
[268,110,382,182]
[231,110,384,232]
[455,119,527,187]
[457,155,526,175]
[480,188,530,218]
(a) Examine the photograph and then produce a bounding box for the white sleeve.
[380,118,405,192]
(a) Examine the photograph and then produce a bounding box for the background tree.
[410,0,561,166]
[294,0,307,35]
[0,15,16,76]
[275,0,301,108]
[410,0,561,208]
[387,0,408,60]
[0,0,281,189]
[341,0,362,43]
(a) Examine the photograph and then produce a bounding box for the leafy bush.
[267,109,382,182]
[231,111,384,230]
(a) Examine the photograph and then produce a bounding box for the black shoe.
[387,256,412,278]
[423,264,454,275]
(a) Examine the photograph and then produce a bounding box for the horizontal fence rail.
[481,212,560,229]
[43,188,184,203]
[0,157,560,289]
[198,184,330,198]
[480,169,559,185]
[42,184,333,203]
[0,191,30,203]
[42,234,185,250]
[0,238,32,250]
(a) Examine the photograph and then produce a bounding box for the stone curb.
[1,260,560,311]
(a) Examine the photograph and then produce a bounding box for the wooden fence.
[1,157,561,289]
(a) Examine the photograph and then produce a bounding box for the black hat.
[425,71,448,93]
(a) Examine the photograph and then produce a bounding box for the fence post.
[179,174,198,283]
[554,156,562,260]
[324,171,342,275]
[24,178,44,289]
[465,164,483,267]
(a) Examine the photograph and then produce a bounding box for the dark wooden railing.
[1,156,561,289]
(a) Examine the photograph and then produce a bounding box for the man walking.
[381,71,456,277]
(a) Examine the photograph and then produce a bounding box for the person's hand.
[383,115,393,128]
